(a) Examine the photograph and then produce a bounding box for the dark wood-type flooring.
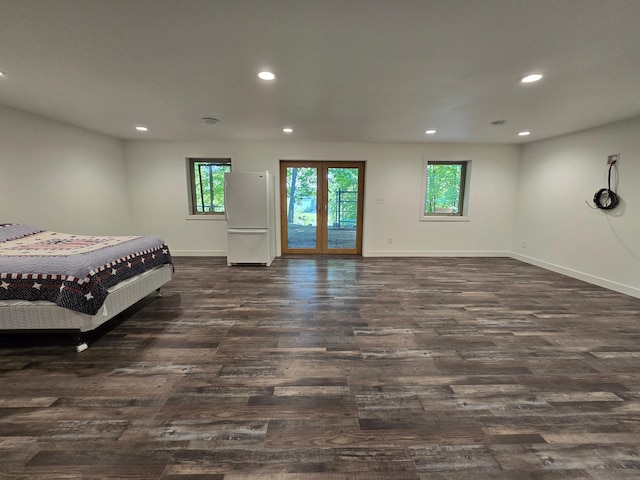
[1,256,640,479]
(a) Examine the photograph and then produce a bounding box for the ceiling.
[1,0,640,144]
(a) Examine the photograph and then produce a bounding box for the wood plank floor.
[1,256,640,479]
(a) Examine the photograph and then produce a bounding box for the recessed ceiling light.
[520,73,543,83]
[282,127,293,134]
[0,71,5,77]
[425,129,436,135]
[518,131,531,136]
[258,70,276,81]
[491,120,507,126]
[202,117,219,125]
[135,126,148,132]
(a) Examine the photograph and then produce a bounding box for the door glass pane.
[327,167,358,250]
[286,167,318,249]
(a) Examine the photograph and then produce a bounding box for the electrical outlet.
[388,237,393,244]
[607,154,619,165]
[521,240,526,248]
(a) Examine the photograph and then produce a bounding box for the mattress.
[0,224,173,315]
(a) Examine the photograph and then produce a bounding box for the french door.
[280,161,365,255]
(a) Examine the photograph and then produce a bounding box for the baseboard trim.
[510,252,640,299]
[364,250,510,258]
[171,250,226,257]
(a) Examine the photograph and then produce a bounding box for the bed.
[0,223,173,352]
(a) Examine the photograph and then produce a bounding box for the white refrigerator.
[224,171,276,266]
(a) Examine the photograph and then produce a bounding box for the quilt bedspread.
[0,224,173,315]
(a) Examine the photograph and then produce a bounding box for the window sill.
[185,215,227,221]
[420,216,470,222]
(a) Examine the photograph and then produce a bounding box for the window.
[422,160,470,218]
[188,158,231,215]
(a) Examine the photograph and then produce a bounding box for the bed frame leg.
[71,333,89,353]
[155,288,163,298]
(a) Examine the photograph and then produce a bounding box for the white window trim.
[419,159,471,222]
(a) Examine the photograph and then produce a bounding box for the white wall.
[0,105,131,234]
[512,116,640,298]
[124,140,521,257]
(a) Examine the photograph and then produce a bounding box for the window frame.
[187,157,232,217]
[420,159,471,222]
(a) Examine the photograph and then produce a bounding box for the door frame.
[279,160,365,255]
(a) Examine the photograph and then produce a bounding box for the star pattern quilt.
[0,224,173,315]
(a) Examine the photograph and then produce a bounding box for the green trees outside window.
[328,167,359,228]
[189,159,231,214]
[285,166,359,227]
[424,161,467,215]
